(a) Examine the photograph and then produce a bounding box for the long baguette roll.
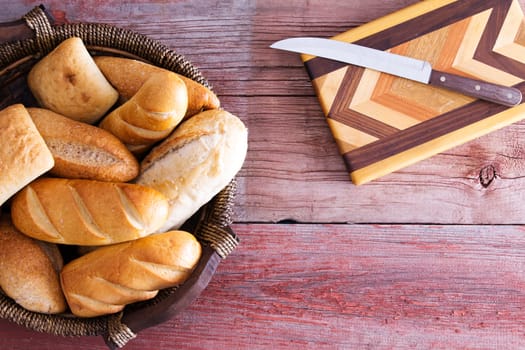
[136,109,248,231]
[0,216,66,314]
[27,107,139,182]
[99,71,188,154]
[11,178,169,246]
[61,230,201,317]
[28,37,118,124]
[94,56,220,118]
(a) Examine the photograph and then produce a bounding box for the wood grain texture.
[2,224,525,349]
[3,1,525,348]
[428,70,523,106]
[0,0,520,223]
[306,0,525,185]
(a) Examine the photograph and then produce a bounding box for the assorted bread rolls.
[61,230,201,317]
[137,109,248,231]
[27,37,119,124]
[0,36,247,317]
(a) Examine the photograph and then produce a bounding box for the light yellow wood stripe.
[453,9,522,85]
[349,69,379,106]
[326,118,378,153]
[493,0,525,65]
[350,103,525,185]
[352,67,442,126]
[301,0,458,62]
[312,66,348,115]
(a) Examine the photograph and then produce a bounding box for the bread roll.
[0,216,66,314]
[27,107,139,182]
[136,109,248,231]
[0,104,54,206]
[28,37,119,123]
[61,230,201,317]
[99,71,188,153]
[94,56,220,118]
[11,178,169,246]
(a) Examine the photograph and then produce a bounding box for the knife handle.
[429,70,522,107]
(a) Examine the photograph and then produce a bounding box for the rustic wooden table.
[2,0,525,349]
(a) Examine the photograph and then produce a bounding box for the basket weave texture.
[0,5,239,348]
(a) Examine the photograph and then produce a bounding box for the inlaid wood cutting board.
[302,0,525,185]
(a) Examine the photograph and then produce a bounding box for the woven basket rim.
[0,6,239,349]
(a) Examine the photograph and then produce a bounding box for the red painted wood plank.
[1,1,525,349]
[1,224,524,349]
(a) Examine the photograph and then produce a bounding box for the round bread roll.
[0,216,66,314]
[136,109,248,231]
[27,37,119,124]
[0,104,54,207]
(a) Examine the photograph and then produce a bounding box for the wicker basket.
[0,5,239,348]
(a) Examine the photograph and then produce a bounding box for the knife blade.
[270,37,522,107]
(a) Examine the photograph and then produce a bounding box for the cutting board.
[302,0,525,185]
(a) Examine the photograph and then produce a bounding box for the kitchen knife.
[270,37,522,107]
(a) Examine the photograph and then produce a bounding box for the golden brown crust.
[60,230,201,317]
[11,178,169,246]
[27,107,139,182]
[0,104,54,206]
[94,56,220,118]
[0,216,66,314]
[136,109,248,231]
[27,37,119,124]
[99,71,188,153]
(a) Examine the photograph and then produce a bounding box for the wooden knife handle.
[429,70,522,107]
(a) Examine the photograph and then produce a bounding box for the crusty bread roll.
[94,56,220,118]
[136,109,248,231]
[0,104,54,207]
[99,71,188,154]
[0,215,66,314]
[27,107,139,182]
[61,230,201,317]
[28,37,119,123]
[11,178,169,246]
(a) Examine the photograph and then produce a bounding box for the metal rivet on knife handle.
[429,70,522,107]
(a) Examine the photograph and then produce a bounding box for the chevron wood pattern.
[303,0,525,185]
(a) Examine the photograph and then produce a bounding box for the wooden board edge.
[350,103,525,185]
[300,0,458,62]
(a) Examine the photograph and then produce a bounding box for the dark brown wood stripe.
[328,65,400,139]
[305,57,349,82]
[473,0,525,78]
[356,0,503,51]
[343,81,525,173]
[304,0,505,80]
[330,110,400,140]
